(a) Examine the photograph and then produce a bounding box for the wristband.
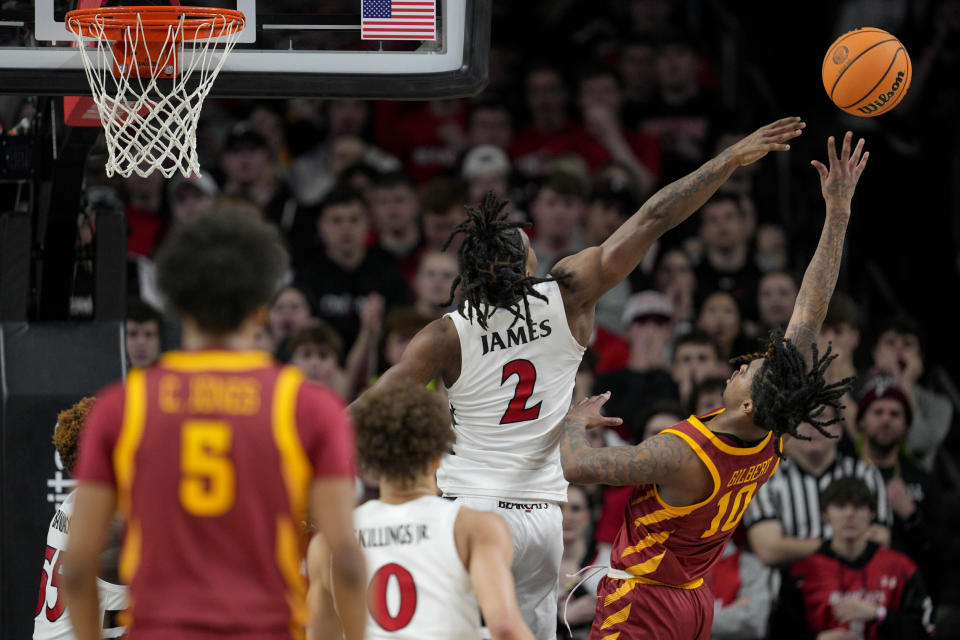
[875,605,887,623]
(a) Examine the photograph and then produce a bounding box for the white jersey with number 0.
[438,280,585,502]
[33,491,127,640]
[355,496,481,639]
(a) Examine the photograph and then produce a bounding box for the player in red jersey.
[62,212,367,640]
[559,131,869,640]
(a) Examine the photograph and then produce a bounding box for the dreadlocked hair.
[443,191,566,334]
[743,330,854,458]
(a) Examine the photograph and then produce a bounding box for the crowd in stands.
[4,1,960,638]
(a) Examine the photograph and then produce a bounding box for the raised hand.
[811,131,869,205]
[565,392,623,431]
[723,117,805,167]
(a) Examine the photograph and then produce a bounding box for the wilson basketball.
[822,27,912,117]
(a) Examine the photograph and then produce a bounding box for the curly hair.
[443,191,565,335]
[53,397,95,475]
[155,211,288,334]
[737,331,853,457]
[350,381,454,488]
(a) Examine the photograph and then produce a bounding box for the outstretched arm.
[785,132,868,361]
[559,394,695,487]
[347,317,460,412]
[554,117,805,310]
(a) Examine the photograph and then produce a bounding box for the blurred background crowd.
[3,0,960,638]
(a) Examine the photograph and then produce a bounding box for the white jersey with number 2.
[356,496,481,639]
[33,491,127,640]
[439,280,585,502]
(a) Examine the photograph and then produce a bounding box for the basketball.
[822,27,912,117]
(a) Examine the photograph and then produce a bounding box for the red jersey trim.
[687,415,773,456]
[158,350,274,372]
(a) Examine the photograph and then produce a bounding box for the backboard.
[0,0,490,99]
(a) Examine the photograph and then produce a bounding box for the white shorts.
[455,496,563,640]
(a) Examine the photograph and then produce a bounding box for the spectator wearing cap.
[530,171,587,278]
[582,179,641,333]
[870,315,953,472]
[168,172,219,225]
[219,123,297,239]
[592,290,680,441]
[857,373,943,599]
[462,144,512,208]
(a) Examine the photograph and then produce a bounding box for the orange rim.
[65,6,245,42]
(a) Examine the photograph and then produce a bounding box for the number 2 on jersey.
[179,420,235,516]
[499,359,542,424]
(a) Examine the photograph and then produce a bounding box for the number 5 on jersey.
[500,359,542,424]
[180,420,235,516]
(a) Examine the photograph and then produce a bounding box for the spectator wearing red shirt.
[376,99,469,184]
[510,64,579,180]
[772,477,934,640]
[569,63,660,195]
[122,173,168,258]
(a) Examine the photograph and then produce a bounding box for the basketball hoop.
[65,6,245,178]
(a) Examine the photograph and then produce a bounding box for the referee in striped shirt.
[745,409,892,567]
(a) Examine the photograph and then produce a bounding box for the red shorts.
[587,576,714,640]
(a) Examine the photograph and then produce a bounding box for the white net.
[66,11,244,178]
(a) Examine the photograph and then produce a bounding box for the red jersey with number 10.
[608,412,780,588]
[75,351,355,638]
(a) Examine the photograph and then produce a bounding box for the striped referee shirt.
[744,454,893,539]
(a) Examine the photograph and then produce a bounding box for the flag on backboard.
[361,0,437,40]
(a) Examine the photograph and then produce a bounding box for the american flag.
[361,0,437,40]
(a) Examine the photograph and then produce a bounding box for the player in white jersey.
[34,399,126,640]
[311,382,532,640]
[354,117,805,637]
